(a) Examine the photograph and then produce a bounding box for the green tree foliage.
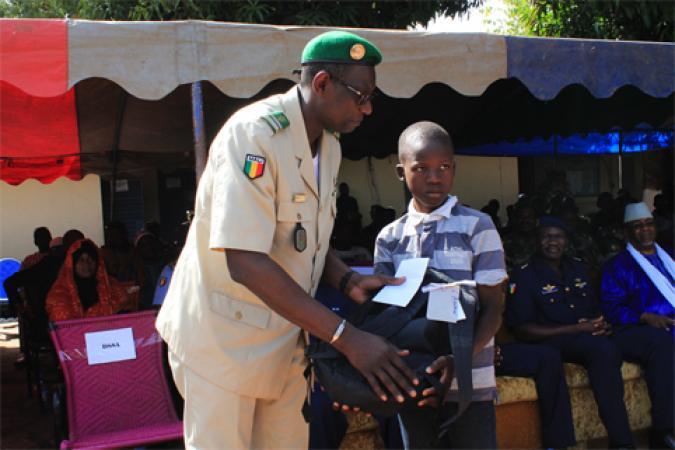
[0,0,483,29]
[495,0,673,42]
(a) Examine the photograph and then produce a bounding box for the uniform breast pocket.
[277,201,312,223]
[540,293,559,305]
[210,292,271,329]
[277,201,313,251]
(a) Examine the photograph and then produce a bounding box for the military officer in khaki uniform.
[156,31,419,449]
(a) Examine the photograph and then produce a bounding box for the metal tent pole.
[110,91,128,221]
[191,81,208,183]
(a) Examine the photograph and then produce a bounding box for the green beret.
[301,31,382,66]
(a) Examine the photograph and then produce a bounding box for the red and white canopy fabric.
[1,19,673,185]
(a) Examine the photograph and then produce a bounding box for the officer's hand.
[340,328,419,403]
[640,313,675,331]
[417,355,454,408]
[346,273,405,305]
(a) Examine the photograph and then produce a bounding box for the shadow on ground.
[1,320,54,449]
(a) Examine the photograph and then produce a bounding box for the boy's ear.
[395,164,405,181]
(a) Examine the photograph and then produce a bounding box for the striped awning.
[1,19,673,184]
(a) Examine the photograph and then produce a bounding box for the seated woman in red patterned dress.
[46,239,135,321]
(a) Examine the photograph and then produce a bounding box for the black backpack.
[305,269,475,420]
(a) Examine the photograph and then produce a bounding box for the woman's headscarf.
[72,240,100,311]
[45,238,130,321]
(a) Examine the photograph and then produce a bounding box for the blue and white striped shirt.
[374,196,507,401]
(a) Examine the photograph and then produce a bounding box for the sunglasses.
[329,74,377,106]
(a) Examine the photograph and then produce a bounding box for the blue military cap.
[537,215,569,233]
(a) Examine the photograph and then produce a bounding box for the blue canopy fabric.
[457,129,674,157]
[505,36,675,100]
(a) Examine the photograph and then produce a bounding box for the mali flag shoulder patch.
[244,154,266,180]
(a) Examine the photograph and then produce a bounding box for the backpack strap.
[439,286,476,432]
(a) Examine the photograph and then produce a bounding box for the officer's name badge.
[541,284,558,295]
[293,193,307,203]
[508,283,517,295]
[244,154,266,180]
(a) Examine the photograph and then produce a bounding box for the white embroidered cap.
[624,202,652,223]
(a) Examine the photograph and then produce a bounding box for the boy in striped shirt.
[375,121,507,449]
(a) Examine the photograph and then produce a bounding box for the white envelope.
[373,258,429,307]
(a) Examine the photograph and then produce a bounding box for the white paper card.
[373,258,429,307]
[426,286,466,323]
[85,327,136,365]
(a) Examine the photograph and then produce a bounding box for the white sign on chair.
[84,327,136,365]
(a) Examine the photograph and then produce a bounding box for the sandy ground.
[0,320,55,450]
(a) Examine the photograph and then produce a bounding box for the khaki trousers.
[168,347,308,450]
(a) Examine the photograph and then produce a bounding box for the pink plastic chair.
[49,310,182,449]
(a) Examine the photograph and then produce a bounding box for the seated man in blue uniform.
[601,202,674,449]
[507,216,634,448]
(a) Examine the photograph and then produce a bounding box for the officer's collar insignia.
[159,277,167,287]
[541,284,558,294]
[244,154,266,180]
[261,111,290,135]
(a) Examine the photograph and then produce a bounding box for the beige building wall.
[337,155,519,223]
[0,175,104,260]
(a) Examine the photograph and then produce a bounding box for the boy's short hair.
[398,121,454,161]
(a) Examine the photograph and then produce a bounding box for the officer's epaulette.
[260,111,290,135]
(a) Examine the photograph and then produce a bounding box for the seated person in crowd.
[4,229,85,329]
[556,198,602,276]
[135,231,165,309]
[100,221,145,287]
[336,182,362,237]
[360,205,389,254]
[375,121,505,449]
[152,222,190,307]
[46,239,134,321]
[21,226,52,270]
[480,199,502,231]
[507,216,634,448]
[332,219,373,265]
[502,202,538,273]
[653,193,674,254]
[601,202,674,448]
